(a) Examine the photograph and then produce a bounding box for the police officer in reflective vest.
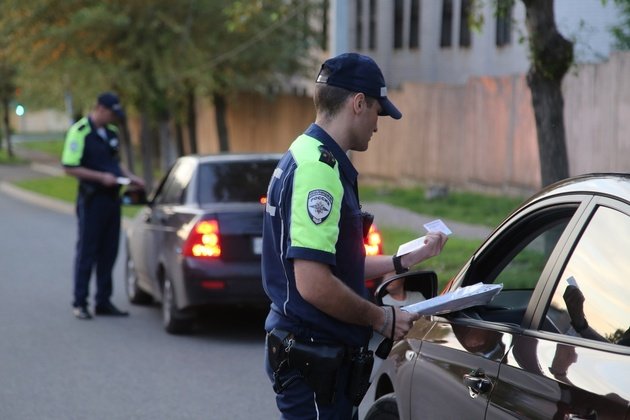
[61,92,145,320]
[262,53,448,419]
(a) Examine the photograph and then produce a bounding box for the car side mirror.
[374,270,439,306]
[121,188,149,206]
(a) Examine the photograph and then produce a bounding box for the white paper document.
[423,219,453,236]
[116,177,131,185]
[396,219,453,256]
[396,235,427,256]
[402,282,503,316]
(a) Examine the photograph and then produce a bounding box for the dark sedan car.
[124,153,385,334]
[124,153,282,333]
[362,173,630,420]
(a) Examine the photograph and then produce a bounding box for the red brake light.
[260,196,267,205]
[364,224,383,256]
[183,219,221,258]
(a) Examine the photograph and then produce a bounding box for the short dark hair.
[313,68,377,119]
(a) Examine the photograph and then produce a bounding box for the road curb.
[0,181,74,215]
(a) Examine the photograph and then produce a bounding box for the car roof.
[525,173,630,206]
[178,153,283,164]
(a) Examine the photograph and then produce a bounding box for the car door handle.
[463,368,493,398]
[566,410,597,420]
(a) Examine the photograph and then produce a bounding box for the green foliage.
[15,175,78,203]
[0,148,26,164]
[379,226,482,289]
[0,0,324,116]
[610,0,630,49]
[360,185,524,228]
[14,175,142,218]
[17,139,65,156]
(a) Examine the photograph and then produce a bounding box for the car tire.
[125,253,152,305]
[162,276,193,335]
[364,393,399,420]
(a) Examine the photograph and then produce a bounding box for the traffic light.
[15,104,25,116]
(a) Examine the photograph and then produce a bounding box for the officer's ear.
[352,92,366,115]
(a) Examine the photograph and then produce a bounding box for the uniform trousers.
[264,336,358,420]
[72,191,121,308]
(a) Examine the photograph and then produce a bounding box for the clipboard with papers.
[402,282,503,315]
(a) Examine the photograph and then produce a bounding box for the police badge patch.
[307,189,333,224]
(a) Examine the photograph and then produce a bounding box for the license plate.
[253,237,263,255]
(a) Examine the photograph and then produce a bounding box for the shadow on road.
[193,305,269,341]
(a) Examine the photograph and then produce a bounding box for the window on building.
[394,0,404,49]
[356,0,363,49]
[496,0,513,47]
[369,0,377,50]
[459,0,472,47]
[409,0,420,49]
[440,0,453,48]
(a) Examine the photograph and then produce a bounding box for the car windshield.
[197,160,277,204]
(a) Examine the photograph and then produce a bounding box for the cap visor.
[378,98,402,120]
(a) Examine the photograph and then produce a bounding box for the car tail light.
[364,224,383,256]
[183,219,221,258]
[260,196,267,205]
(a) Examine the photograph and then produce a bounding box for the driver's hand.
[563,285,586,327]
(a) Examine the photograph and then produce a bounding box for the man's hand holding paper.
[394,219,451,270]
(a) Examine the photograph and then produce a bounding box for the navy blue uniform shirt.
[262,124,371,347]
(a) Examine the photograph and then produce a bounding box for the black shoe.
[95,303,129,317]
[73,306,93,320]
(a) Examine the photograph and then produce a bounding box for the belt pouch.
[346,349,374,405]
[267,329,292,372]
[289,341,345,405]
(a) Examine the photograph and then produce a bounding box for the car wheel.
[125,253,152,305]
[162,276,193,335]
[364,393,399,420]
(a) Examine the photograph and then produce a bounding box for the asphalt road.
[0,190,278,420]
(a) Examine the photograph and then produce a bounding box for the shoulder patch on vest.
[318,145,336,168]
[307,189,333,224]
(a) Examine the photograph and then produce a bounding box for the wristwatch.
[392,255,408,274]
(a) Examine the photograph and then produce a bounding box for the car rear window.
[197,160,277,204]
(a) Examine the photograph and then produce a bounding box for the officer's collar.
[304,123,358,182]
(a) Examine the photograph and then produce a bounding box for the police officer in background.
[262,53,448,419]
[61,92,145,320]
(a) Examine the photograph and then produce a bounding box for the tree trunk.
[140,112,154,190]
[214,93,229,152]
[119,119,135,174]
[186,89,197,154]
[158,117,176,173]
[174,121,184,157]
[522,0,573,187]
[1,98,8,152]
[2,98,13,157]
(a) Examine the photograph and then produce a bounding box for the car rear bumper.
[180,258,268,308]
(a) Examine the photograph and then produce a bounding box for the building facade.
[331,0,621,86]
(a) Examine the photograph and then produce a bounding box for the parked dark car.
[362,173,630,420]
[124,153,385,334]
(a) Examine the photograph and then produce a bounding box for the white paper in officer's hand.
[423,219,453,236]
[396,219,453,256]
[396,236,427,256]
[116,177,131,185]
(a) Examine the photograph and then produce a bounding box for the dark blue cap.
[97,92,125,119]
[316,53,402,119]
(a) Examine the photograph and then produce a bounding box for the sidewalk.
[0,147,72,215]
[362,202,492,240]
[0,149,493,241]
